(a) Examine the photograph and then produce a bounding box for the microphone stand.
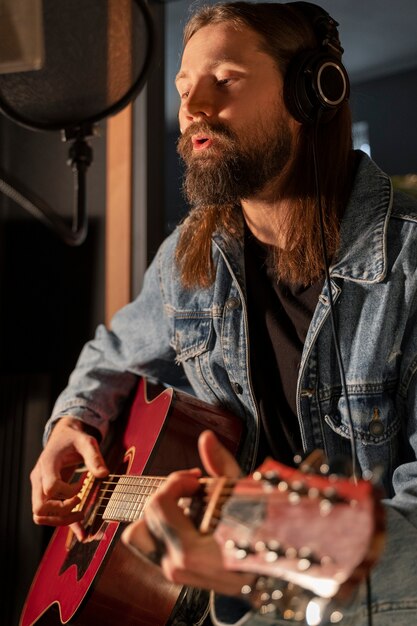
[0,123,95,246]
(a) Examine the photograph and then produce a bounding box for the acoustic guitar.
[19,378,384,626]
[20,378,242,626]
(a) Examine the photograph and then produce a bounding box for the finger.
[48,417,109,478]
[198,430,241,478]
[30,464,70,518]
[122,518,164,564]
[123,512,253,596]
[70,521,86,542]
[162,557,255,596]
[122,471,202,568]
[74,433,109,478]
[33,495,84,526]
[146,470,202,538]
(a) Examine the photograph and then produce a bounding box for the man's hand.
[121,430,255,595]
[30,416,109,540]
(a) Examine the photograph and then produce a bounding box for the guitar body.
[20,379,242,626]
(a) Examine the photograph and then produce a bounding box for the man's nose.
[181,85,216,122]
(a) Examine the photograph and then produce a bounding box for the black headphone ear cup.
[284,49,350,124]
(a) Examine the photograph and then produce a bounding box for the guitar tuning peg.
[225,539,254,560]
[285,546,298,559]
[254,540,267,552]
[308,486,320,499]
[319,499,333,516]
[288,491,301,505]
[264,540,284,562]
[254,470,286,491]
[319,462,330,475]
[296,449,326,474]
[235,548,249,560]
[362,464,383,485]
[323,486,337,500]
[290,480,307,493]
[305,597,331,626]
[265,550,279,563]
[305,597,344,626]
[266,539,281,553]
[264,470,280,486]
[297,558,312,572]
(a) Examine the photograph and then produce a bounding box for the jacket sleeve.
[43,233,186,444]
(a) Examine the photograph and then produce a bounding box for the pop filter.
[0,0,153,244]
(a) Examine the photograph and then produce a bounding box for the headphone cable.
[312,110,358,483]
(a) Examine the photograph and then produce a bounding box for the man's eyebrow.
[175,58,244,83]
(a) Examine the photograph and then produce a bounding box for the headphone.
[284,1,350,124]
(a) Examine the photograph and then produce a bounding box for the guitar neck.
[81,472,233,528]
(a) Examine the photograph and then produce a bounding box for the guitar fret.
[102,476,164,522]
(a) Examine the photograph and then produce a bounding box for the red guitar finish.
[20,379,242,626]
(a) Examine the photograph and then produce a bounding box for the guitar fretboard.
[102,475,166,523]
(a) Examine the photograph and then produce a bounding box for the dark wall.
[0,115,106,384]
[0,112,106,626]
[351,66,417,175]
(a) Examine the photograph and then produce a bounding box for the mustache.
[177,120,237,158]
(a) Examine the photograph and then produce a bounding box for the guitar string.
[80,475,235,518]
[95,492,231,528]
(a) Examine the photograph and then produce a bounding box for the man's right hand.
[30,416,109,540]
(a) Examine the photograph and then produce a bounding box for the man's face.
[176,22,299,207]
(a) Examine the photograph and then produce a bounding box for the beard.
[177,114,293,208]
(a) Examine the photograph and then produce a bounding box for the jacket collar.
[213,151,393,285]
[330,151,393,283]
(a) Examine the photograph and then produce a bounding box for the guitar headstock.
[205,455,385,605]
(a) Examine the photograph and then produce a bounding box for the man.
[30,2,417,626]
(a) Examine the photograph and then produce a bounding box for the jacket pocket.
[324,392,401,445]
[171,313,214,363]
[171,313,223,403]
[324,391,402,490]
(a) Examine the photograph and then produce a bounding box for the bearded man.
[29,3,417,626]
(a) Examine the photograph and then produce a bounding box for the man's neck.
[240,158,297,249]
[241,194,292,249]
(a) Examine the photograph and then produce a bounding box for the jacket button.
[232,382,243,395]
[369,407,384,436]
[226,297,241,310]
[369,420,384,436]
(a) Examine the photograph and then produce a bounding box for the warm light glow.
[306,599,323,626]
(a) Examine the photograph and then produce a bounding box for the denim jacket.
[46,152,417,625]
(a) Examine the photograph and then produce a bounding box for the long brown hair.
[175,2,353,288]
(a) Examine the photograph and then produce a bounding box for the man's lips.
[191,134,214,151]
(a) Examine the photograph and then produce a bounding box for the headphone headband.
[286,2,343,54]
